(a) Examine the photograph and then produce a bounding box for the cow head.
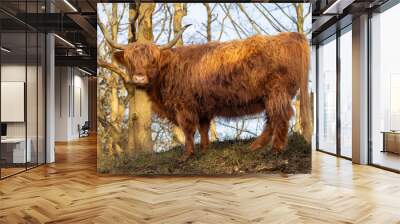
[108,24,191,88]
[113,43,161,87]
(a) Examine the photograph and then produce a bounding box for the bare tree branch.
[128,1,140,42]
[237,3,261,34]
[196,30,207,39]
[97,15,126,50]
[216,121,258,137]
[259,3,291,32]
[254,3,283,33]
[273,3,297,24]
[217,11,229,41]
[117,3,127,27]
[167,4,173,41]
[203,3,213,41]
[304,3,312,18]
[97,59,130,85]
[220,3,248,39]
[154,3,168,43]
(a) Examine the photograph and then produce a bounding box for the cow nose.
[133,75,147,84]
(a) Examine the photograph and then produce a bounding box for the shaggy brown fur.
[113,32,311,158]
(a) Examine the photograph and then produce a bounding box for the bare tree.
[202,3,219,142]
[170,3,187,145]
[98,3,191,156]
[97,3,130,169]
[97,3,155,155]
[130,3,156,152]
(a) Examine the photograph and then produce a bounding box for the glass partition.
[0,31,28,177]
[317,36,337,154]
[0,0,46,179]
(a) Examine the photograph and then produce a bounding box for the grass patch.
[111,132,311,175]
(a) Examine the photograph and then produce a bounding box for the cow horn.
[159,24,192,50]
[104,34,127,50]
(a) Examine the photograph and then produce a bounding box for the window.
[317,36,337,154]
[340,28,352,158]
[370,3,400,171]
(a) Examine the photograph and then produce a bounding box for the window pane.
[371,4,400,171]
[318,37,337,154]
[1,30,28,177]
[340,29,352,158]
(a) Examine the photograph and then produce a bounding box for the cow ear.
[113,50,125,65]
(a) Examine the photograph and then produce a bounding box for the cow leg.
[252,85,293,153]
[270,99,293,152]
[199,119,211,154]
[176,111,197,160]
[249,120,274,151]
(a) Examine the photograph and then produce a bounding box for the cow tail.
[299,37,312,143]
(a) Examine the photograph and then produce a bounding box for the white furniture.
[1,138,31,163]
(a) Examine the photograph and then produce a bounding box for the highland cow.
[110,31,311,159]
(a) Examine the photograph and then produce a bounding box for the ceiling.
[311,0,390,44]
[0,0,97,74]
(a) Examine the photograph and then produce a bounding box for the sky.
[97,3,311,46]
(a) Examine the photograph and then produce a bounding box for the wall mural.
[97,2,312,175]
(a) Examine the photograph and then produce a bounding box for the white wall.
[54,67,89,141]
[55,66,69,141]
[71,73,89,138]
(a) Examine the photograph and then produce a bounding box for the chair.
[78,121,90,138]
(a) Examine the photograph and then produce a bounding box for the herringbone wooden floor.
[1,136,400,224]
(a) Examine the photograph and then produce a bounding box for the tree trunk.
[126,3,138,153]
[294,3,305,133]
[173,3,187,45]
[204,3,219,142]
[126,85,136,154]
[210,121,218,141]
[170,3,187,146]
[172,126,186,145]
[137,4,155,43]
[128,3,155,152]
[295,4,304,34]
[128,3,138,43]
[204,3,212,42]
[110,4,121,127]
